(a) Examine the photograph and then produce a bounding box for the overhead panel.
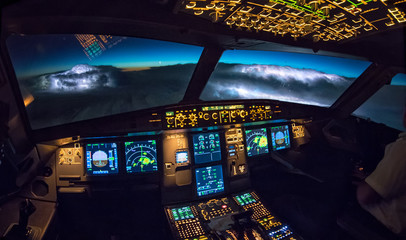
[177,0,406,42]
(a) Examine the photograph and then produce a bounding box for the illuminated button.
[222,205,227,209]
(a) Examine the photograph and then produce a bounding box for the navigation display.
[171,206,195,221]
[86,143,119,175]
[270,125,291,151]
[234,193,257,206]
[125,140,158,173]
[193,132,221,164]
[245,128,269,157]
[195,165,224,197]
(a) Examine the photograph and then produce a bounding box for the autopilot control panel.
[165,191,301,240]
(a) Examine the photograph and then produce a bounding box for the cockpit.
[0,0,405,240]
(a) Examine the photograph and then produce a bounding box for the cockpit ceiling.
[177,0,406,42]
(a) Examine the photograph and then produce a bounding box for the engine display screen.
[125,140,158,173]
[234,193,257,206]
[245,128,269,157]
[270,125,291,151]
[171,206,195,221]
[86,143,119,175]
[195,165,224,197]
[193,132,221,165]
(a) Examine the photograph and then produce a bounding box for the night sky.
[6,35,204,78]
[5,34,404,130]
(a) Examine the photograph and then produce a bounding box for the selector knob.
[198,203,207,209]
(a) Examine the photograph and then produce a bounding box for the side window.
[353,73,406,131]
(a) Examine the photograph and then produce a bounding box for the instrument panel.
[165,191,302,240]
[54,106,309,239]
[56,121,304,186]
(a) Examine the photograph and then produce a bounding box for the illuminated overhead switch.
[327,17,338,23]
[313,17,324,23]
[309,1,319,11]
[389,8,406,23]
[240,6,253,13]
[194,10,204,15]
[259,10,272,18]
[385,21,395,26]
[353,23,362,29]
[352,18,362,23]
[241,15,249,21]
[312,34,320,42]
[265,2,278,8]
[290,9,302,16]
[261,20,269,25]
[216,3,225,10]
[334,12,345,18]
[335,0,346,4]
[364,25,373,31]
[344,32,353,38]
[304,24,313,32]
[206,3,215,9]
[304,14,312,23]
[262,27,272,32]
[320,6,331,16]
[186,1,196,9]
[279,15,289,22]
[251,17,260,23]
[297,0,306,5]
[226,20,235,25]
[344,4,355,11]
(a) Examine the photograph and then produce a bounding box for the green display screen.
[235,193,257,206]
[171,206,195,221]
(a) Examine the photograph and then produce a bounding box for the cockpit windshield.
[6,34,203,129]
[201,50,371,107]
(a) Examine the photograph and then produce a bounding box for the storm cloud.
[201,63,354,106]
[22,64,196,129]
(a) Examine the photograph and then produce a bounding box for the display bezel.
[269,124,291,151]
[124,139,159,174]
[191,131,222,165]
[175,149,190,166]
[194,164,225,198]
[84,142,120,176]
[244,127,270,157]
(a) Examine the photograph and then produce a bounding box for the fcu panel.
[164,103,283,129]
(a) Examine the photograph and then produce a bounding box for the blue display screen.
[86,143,119,175]
[193,132,222,164]
[270,125,291,151]
[176,151,189,165]
[195,165,224,197]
